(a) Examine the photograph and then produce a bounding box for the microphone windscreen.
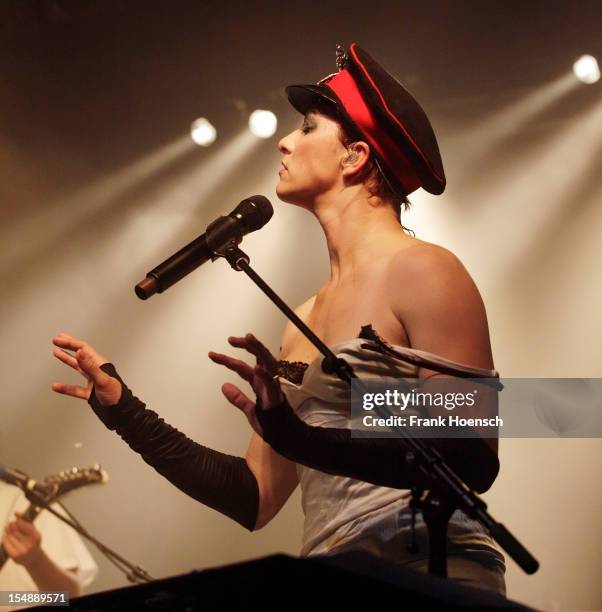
[236,196,273,232]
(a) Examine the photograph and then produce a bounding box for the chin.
[276,182,297,204]
[276,182,312,209]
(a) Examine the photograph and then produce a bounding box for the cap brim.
[285,84,340,115]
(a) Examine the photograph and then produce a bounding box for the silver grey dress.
[276,326,506,593]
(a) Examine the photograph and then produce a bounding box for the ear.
[341,141,371,178]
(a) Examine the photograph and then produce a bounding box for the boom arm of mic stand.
[215,242,539,576]
[219,243,357,386]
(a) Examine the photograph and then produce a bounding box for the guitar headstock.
[41,464,108,499]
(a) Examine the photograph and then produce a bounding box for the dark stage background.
[0,2,600,610]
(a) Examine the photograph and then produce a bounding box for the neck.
[312,185,413,287]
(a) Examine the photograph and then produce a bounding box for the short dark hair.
[307,101,413,228]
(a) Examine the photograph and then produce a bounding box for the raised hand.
[51,332,121,406]
[208,333,284,436]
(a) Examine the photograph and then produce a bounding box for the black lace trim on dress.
[277,324,385,385]
[276,360,309,385]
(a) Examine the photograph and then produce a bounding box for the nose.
[277,130,295,154]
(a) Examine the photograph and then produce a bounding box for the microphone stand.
[215,243,358,387]
[215,241,539,578]
[21,488,153,584]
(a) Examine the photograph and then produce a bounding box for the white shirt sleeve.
[0,484,99,589]
[33,503,99,588]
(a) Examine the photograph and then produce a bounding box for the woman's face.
[276,111,348,207]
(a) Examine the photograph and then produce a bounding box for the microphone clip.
[212,240,250,272]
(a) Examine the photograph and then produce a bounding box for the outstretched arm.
[51,333,259,531]
[210,333,498,493]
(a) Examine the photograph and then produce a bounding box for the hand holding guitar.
[3,512,43,567]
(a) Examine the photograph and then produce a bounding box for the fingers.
[10,516,37,538]
[3,518,41,564]
[209,337,284,409]
[221,383,255,414]
[208,351,255,384]
[51,335,94,399]
[52,333,109,383]
[5,523,31,543]
[53,347,85,374]
[52,332,86,352]
[2,532,19,554]
[221,383,265,437]
[246,333,280,371]
[51,382,90,400]
[228,333,280,373]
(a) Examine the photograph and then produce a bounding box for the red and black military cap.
[286,42,446,197]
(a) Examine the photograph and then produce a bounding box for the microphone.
[0,464,52,496]
[135,195,273,300]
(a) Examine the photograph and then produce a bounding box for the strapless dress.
[275,324,505,572]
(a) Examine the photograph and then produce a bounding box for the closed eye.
[300,115,316,134]
[300,125,311,134]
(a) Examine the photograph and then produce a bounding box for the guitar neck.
[0,502,43,570]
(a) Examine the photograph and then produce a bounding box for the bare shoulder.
[389,241,469,281]
[388,241,481,307]
[387,241,493,369]
[279,294,317,358]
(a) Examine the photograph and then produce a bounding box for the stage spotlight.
[573,55,600,84]
[191,118,217,146]
[249,110,277,138]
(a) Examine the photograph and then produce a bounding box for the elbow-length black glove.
[88,363,259,531]
[256,395,499,494]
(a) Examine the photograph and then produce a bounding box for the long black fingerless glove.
[88,363,259,531]
[256,396,499,493]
